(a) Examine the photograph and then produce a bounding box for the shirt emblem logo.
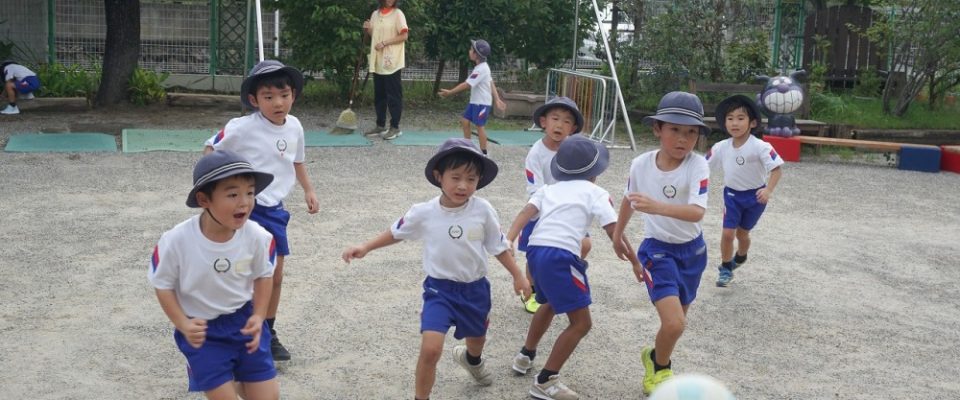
[662,185,677,199]
[213,258,232,273]
[448,225,463,239]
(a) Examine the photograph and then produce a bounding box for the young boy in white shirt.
[438,39,506,155]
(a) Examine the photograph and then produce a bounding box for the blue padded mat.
[304,130,372,147]
[5,133,117,153]
[122,129,215,152]
[484,130,543,146]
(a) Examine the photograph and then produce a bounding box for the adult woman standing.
[363,0,409,140]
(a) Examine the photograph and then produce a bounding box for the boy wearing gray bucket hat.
[341,138,530,400]
[707,95,783,287]
[612,91,711,394]
[203,59,316,361]
[438,39,507,155]
[517,96,590,314]
[149,150,280,397]
[506,135,641,400]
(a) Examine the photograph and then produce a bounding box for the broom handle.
[348,32,366,105]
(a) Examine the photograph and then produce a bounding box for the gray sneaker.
[21,92,35,100]
[512,352,532,374]
[363,126,387,137]
[1,105,19,115]
[452,345,492,386]
[530,375,579,400]
[381,127,402,140]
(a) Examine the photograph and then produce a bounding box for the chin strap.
[202,208,236,233]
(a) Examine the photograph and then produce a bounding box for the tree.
[96,0,140,106]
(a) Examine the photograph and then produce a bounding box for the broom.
[332,34,367,135]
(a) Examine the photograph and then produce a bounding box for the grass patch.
[811,93,960,130]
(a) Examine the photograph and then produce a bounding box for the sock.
[465,350,482,366]
[520,346,536,360]
[266,318,276,335]
[9,102,15,108]
[721,261,734,270]
[537,369,559,384]
[734,253,748,264]
[530,284,536,295]
[650,349,672,372]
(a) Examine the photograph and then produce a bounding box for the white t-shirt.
[528,180,618,256]
[391,196,509,283]
[707,135,784,190]
[524,139,558,197]
[466,62,492,106]
[3,64,35,81]
[206,112,305,207]
[148,215,276,320]
[625,151,710,244]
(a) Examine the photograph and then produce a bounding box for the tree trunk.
[458,61,468,83]
[432,60,445,98]
[96,0,141,106]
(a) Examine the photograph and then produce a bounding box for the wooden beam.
[794,136,939,152]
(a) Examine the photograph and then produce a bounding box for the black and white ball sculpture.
[756,70,806,137]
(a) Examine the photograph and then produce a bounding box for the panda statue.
[755,70,806,137]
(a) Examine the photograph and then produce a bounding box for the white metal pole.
[274,0,280,57]
[591,0,635,150]
[255,0,265,61]
[572,0,579,70]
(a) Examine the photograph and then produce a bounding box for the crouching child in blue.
[148,150,280,399]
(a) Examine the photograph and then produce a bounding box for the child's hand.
[305,191,319,214]
[240,314,264,354]
[341,245,369,263]
[612,235,632,261]
[495,98,506,112]
[627,193,660,214]
[631,261,646,284]
[756,188,772,204]
[437,89,452,98]
[178,318,208,349]
[513,274,532,300]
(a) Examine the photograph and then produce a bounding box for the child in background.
[438,39,506,155]
[1,60,41,115]
[149,150,279,400]
[204,60,319,361]
[706,95,783,287]
[507,135,640,400]
[517,97,591,314]
[341,138,530,400]
[612,91,711,395]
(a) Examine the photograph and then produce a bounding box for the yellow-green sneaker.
[643,368,674,394]
[641,346,656,391]
[523,294,541,314]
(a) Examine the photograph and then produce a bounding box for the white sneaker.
[452,345,492,386]
[21,92,34,100]
[1,105,19,115]
[512,352,532,374]
[530,375,579,400]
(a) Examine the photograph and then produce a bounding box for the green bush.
[853,67,882,98]
[128,67,169,105]
[34,62,101,99]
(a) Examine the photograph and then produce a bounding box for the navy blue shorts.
[636,235,707,305]
[462,103,492,127]
[421,276,491,339]
[517,218,538,252]
[722,186,767,230]
[174,302,276,392]
[15,76,40,94]
[526,246,591,314]
[250,202,290,256]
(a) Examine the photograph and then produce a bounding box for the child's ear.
[749,119,758,129]
[433,169,442,182]
[539,116,548,128]
[247,93,259,108]
[196,192,212,208]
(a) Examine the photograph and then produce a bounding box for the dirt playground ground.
[1,104,958,399]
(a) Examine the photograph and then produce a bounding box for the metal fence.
[546,68,635,150]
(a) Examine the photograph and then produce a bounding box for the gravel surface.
[1,104,958,399]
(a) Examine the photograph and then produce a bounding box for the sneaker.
[644,368,674,395]
[1,105,19,115]
[716,266,734,287]
[512,352,532,375]
[523,294,541,314]
[363,126,386,137]
[270,336,291,361]
[641,346,656,391]
[452,345,492,386]
[530,375,579,400]
[21,92,34,100]
[381,127,402,140]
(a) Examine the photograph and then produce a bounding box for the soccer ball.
[649,374,736,400]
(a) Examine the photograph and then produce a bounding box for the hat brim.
[424,147,499,190]
[550,142,610,181]
[714,95,762,135]
[186,170,274,208]
[643,114,712,136]
[240,66,305,109]
[533,101,585,132]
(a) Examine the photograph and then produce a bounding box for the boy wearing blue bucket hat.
[204,59,317,361]
[507,135,640,400]
[438,39,507,155]
[341,138,530,400]
[612,91,712,394]
[149,150,280,399]
[707,95,784,287]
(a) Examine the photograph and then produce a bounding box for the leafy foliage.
[128,67,169,105]
[34,63,101,100]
